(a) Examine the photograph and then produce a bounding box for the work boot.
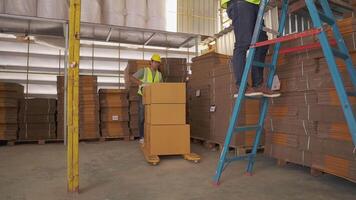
[256,87,281,98]
[245,87,263,97]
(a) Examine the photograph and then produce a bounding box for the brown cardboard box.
[144,124,190,156]
[145,104,186,125]
[99,89,129,107]
[101,122,130,137]
[143,83,186,104]
[100,108,129,122]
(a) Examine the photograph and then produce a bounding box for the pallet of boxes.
[188,52,264,154]
[57,75,100,140]
[0,82,24,145]
[125,58,189,140]
[19,98,57,143]
[142,83,200,165]
[99,89,130,141]
[264,16,356,182]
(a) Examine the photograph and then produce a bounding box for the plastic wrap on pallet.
[126,0,146,28]
[102,0,125,26]
[81,0,101,24]
[37,0,69,20]
[5,0,37,16]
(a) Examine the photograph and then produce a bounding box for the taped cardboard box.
[144,124,190,156]
[317,122,352,141]
[19,123,56,140]
[20,98,57,115]
[99,89,129,107]
[101,122,130,137]
[265,142,313,167]
[270,91,317,105]
[100,108,129,122]
[145,104,186,125]
[311,154,356,181]
[317,88,356,106]
[298,105,356,123]
[19,115,56,124]
[0,108,18,123]
[0,98,18,108]
[143,83,186,104]
[264,117,317,136]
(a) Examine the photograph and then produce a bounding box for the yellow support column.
[67,0,81,193]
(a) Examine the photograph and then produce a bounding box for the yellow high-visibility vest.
[138,67,162,96]
[221,0,260,9]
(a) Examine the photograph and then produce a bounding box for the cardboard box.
[143,83,186,104]
[100,108,129,122]
[144,124,190,156]
[145,104,186,125]
[101,122,130,137]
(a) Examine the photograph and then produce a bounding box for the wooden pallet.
[0,140,16,146]
[99,136,130,142]
[276,159,324,177]
[140,144,201,166]
[191,137,264,155]
[14,139,64,145]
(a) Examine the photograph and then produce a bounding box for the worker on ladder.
[131,54,163,144]
[221,0,280,98]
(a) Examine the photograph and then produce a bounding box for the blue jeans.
[138,95,144,139]
[227,0,269,88]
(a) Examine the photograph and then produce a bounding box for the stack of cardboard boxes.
[124,60,150,138]
[57,75,100,140]
[264,16,356,182]
[19,98,57,140]
[125,58,189,138]
[143,83,190,156]
[0,82,24,140]
[160,58,187,83]
[99,89,130,138]
[188,52,263,149]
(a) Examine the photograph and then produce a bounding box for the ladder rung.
[319,12,335,25]
[332,48,349,60]
[235,125,260,133]
[225,154,252,163]
[253,61,273,68]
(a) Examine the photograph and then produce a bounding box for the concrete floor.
[0,141,355,200]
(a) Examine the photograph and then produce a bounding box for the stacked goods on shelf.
[188,52,264,149]
[99,89,130,138]
[124,60,150,138]
[0,82,24,140]
[143,83,190,155]
[264,16,356,182]
[57,75,100,140]
[19,98,57,140]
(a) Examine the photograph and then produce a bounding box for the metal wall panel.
[177,0,218,36]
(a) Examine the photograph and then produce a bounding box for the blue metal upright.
[213,0,356,185]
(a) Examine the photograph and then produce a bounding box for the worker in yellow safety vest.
[221,0,280,98]
[130,54,163,143]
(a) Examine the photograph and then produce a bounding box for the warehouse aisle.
[0,142,355,200]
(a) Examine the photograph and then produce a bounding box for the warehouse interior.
[0,0,356,199]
